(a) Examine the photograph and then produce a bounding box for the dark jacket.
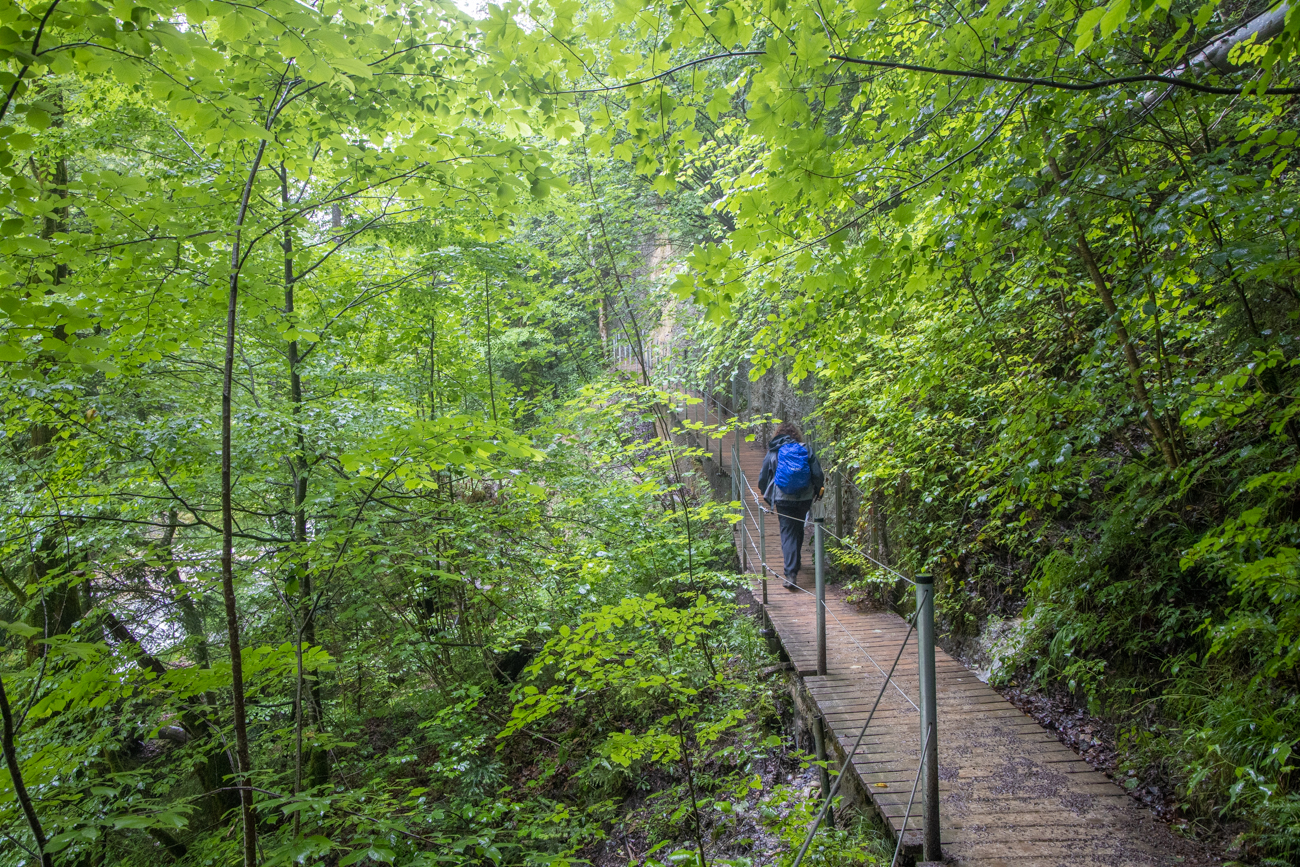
[758,435,825,504]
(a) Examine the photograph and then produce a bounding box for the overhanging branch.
[548,7,1299,99]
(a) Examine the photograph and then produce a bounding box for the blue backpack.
[774,442,811,492]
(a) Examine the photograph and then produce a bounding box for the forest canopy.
[4,0,1300,865]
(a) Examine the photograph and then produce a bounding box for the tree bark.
[1,674,53,867]
[484,275,497,423]
[147,514,241,824]
[24,91,79,661]
[101,608,239,825]
[280,166,327,792]
[429,312,439,418]
[223,124,273,867]
[598,291,609,358]
[1181,4,1289,76]
[157,512,209,669]
[1046,155,1180,470]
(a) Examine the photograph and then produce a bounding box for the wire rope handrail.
[817,523,917,587]
[782,579,920,711]
[704,389,917,586]
[699,391,921,705]
[735,457,915,586]
[696,388,917,586]
[888,721,934,867]
[788,599,926,867]
[734,469,920,710]
[694,384,942,862]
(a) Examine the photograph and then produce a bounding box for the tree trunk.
[280,166,328,792]
[158,512,209,669]
[484,275,497,423]
[598,292,609,358]
[24,92,79,661]
[223,130,270,867]
[101,609,239,825]
[429,312,439,418]
[1046,155,1179,470]
[0,674,52,867]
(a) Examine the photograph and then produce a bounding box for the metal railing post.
[813,714,835,828]
[731,438,739,504]
[741,524,749,573]
[815,517,826,676]
[759,497,769,598]
[833,468,844,545]
[915,573,940,861]
[717,397,723,465]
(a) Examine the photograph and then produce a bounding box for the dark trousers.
[775,499,813,583]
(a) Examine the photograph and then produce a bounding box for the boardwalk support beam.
[915,573,941,862]
[814,517,826,676]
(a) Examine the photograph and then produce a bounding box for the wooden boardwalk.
[689,399,1192,866]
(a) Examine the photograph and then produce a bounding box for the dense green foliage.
[9,0,1300,863]
[0,2,826,865]
[485,0,1300,859]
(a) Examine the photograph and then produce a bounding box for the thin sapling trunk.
[222,77,293,867]
[0,674,52,867]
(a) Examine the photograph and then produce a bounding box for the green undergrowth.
[0,379,892,867]
[819,413,1300,863]
[653,1,1300,858]
[759,787,890,867]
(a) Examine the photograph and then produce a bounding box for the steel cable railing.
[888,721,935,867]
[786,598,931,867]
[779,578,921,711]
[690,387,943,864]
[732,434,915,588]
[818,522,916,586]
[832,470,908,578]
[702,387,907,588]
[734,470,920,709]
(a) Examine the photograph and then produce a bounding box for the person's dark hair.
[773,421,803,442]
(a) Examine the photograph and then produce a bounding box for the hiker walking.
[757,421,825,590]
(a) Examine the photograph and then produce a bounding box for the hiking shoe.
[783,578,797,590]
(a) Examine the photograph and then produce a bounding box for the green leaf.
[112,816,159,830]
[45,827,97,854]
[330,55,373,78]
[219,12,251,40]
[191,45,224,70]
[0,620,41,638]
[1100,0,1130,38]
[340,844,396,866]
[1074,7,1106,53]
[115,63,146,87]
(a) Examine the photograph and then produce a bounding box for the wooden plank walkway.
[690,398,1191,866]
